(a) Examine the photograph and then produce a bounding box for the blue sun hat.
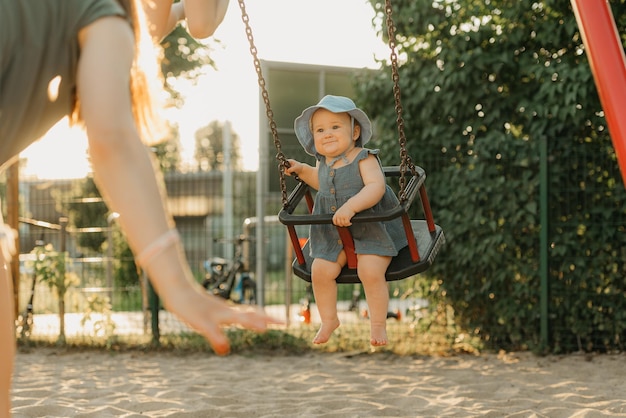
[294,95,373,156]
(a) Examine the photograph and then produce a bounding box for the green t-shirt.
[0,0,126,169]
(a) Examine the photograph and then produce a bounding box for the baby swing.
[237,0,445,284]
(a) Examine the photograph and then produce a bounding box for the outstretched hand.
[162,283,282,355]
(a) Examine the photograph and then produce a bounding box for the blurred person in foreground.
[0,1,278,416]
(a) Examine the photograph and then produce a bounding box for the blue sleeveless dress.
[309,148,408,262]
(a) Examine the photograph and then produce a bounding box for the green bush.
[358,0,626,353]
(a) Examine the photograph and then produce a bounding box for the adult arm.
[183,0,229,39]
[77,16,275,354]
[141,0,174,41]
[142,0,229,41]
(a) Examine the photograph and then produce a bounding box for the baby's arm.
[333,154,386,227]
[285,159,320,190]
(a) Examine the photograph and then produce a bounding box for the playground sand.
[11,348,626,417]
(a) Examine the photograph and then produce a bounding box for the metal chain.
[384,0,416,202]
[237,0,414,204]
[237,0,291,207]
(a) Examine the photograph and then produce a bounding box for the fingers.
[198,323,232,356]
[284,159,299,176]
[187,299,283,356]
[332,208,355,227]
[332,216,352,227]
[232,307,283,332]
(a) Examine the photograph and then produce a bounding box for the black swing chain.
[237,0,415,206]
[384,0,417,202]
[237,0,293,207]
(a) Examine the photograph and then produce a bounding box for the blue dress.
[310,148,408,262]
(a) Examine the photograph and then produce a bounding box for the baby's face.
[311,109,360,158]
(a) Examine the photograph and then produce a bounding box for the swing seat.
[292,220,444,283]
[279,166,445,284]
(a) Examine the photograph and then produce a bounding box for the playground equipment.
[571,0,626,186]
[237,0,445,284]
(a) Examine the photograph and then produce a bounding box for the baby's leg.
[358,254,392,346]
[310,255,344,344]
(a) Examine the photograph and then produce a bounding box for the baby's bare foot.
[313,319,340,344]
[370,322,388,346]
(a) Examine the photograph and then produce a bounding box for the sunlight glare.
[47,75,62,102]
[171,0,387,172]
[21,118,91,180]
[25,0,386,177]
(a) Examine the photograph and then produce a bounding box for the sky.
[22,0,389,178]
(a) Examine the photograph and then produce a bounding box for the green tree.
[59,177,107,253]
[157,20,220,166]
[160,25,219,105]
[358,0,626,352]
[111,221,140,295]
[152,123,183,173]
[161,25,216,80]
[194,121,243,171]
[29,243,80,345]
[58,177,139,294]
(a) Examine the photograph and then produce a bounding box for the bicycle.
[297,283,402,323]
[202,235,257,305]
[348,284,402,321]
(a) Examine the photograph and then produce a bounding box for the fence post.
[106,212,119,306]
[148,279,160,345]
[59,217,68,343]
[539,137,549,352]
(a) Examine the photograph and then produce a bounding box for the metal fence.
[14,171,430,348]
[12,148,626,355]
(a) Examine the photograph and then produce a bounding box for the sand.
[10,348,626,417]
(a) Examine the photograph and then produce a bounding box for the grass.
[17,302,483,357]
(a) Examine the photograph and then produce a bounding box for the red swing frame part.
[571,0,626,187]
[278,166,445,284]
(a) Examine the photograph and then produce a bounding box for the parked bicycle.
[298,283,402,323]
[348,284,402,321]
[202,235,257,305]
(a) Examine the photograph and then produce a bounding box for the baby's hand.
[333,204,356,227]
[284,159,301,176]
